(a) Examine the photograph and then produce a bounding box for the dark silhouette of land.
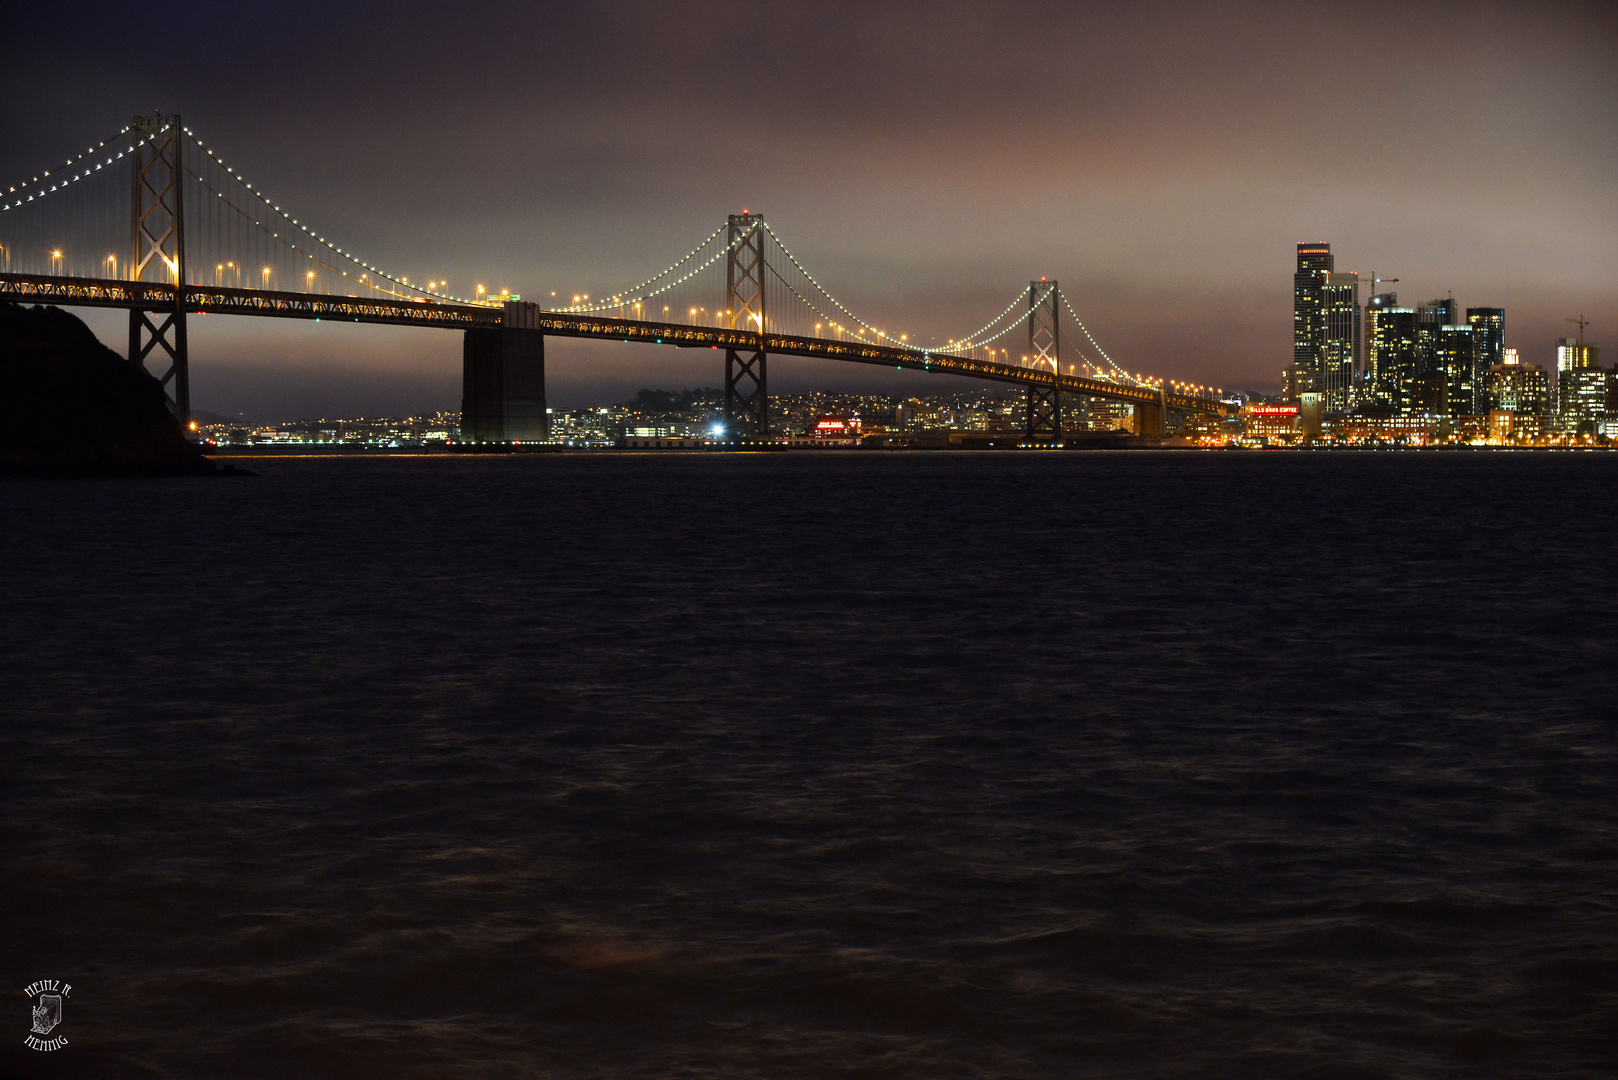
[0,303,223,476]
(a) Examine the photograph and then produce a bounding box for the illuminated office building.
[1364,293,1398,402]
[1413,299,1457,414]
[1320,272,1360,412]
[1482,351,1550,418]
[1368,302,1419,413]
[1291,243,1334,394]
[1555,337,1604,429]
[1436,324,1478,417]
[1467,308,1505,368]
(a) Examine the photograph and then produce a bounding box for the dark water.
[2,452,1615,1079]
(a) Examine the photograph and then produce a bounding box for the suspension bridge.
[0,115,1233,442]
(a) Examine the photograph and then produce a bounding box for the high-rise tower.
[1414,299,1458,414]
[1291,243,1333,395]
[1320,272,1360,412]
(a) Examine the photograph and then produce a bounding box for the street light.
[50,249,63,275]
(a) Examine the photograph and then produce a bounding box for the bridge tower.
[128,114,189,423]
[723,213,768,441]
[1025,280,1061,444]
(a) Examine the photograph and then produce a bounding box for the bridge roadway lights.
[462,324,547,443]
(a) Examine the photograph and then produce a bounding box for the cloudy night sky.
[3,0,1614,420]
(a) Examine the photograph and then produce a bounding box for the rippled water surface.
[3,452,1615,1079]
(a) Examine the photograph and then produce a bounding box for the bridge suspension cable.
[181,127,466,304]
[1058,289,1145,386]
[0,127,137,214]
[555,222,731,313]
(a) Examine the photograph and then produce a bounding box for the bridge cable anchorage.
[180,127,466,305]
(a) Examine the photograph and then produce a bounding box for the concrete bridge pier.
[461,303,548,442]
[1133,400,1165,437]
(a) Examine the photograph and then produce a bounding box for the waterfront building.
[1328,414,1439,445]
[1243,401,1300,442]
[1482,353,1551,419]
[1554,337,1603,430]
[1558,368,1610,433]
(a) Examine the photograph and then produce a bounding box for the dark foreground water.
[2,452,1615,1079]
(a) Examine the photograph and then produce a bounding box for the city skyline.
[2,1,1612,419]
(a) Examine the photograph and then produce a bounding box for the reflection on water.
[2,452,1615,1078]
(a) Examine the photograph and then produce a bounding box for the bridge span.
[0,114,1234,442]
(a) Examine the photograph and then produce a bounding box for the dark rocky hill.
[0,302,219,476]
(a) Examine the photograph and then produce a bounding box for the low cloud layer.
[5,1,1614,413]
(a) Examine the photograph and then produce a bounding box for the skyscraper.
[1364,292,1398,402]
[1466,308,1505,418]
[1291,243,1333,394]
[1414,299,1458,414]
[1555,336,1606,432]
[1467,308,1505,367]
[1437,324,1477,418]
[1321,272,1360,412]
[1370,303,1419,414]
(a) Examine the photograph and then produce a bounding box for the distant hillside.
[0,302,218,476]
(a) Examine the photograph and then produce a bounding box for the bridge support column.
[128,113,190,423]
[725,349,769,440]
[129,303,189,423]
[462,310,547,442]
[1025,383,1062,444]
[1133,400,1165,437]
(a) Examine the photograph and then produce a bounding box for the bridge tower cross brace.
[723,213,768,441]
[1025,280,1061,443]
[128,114,189,423]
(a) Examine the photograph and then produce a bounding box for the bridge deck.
[0,273,1230,415]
